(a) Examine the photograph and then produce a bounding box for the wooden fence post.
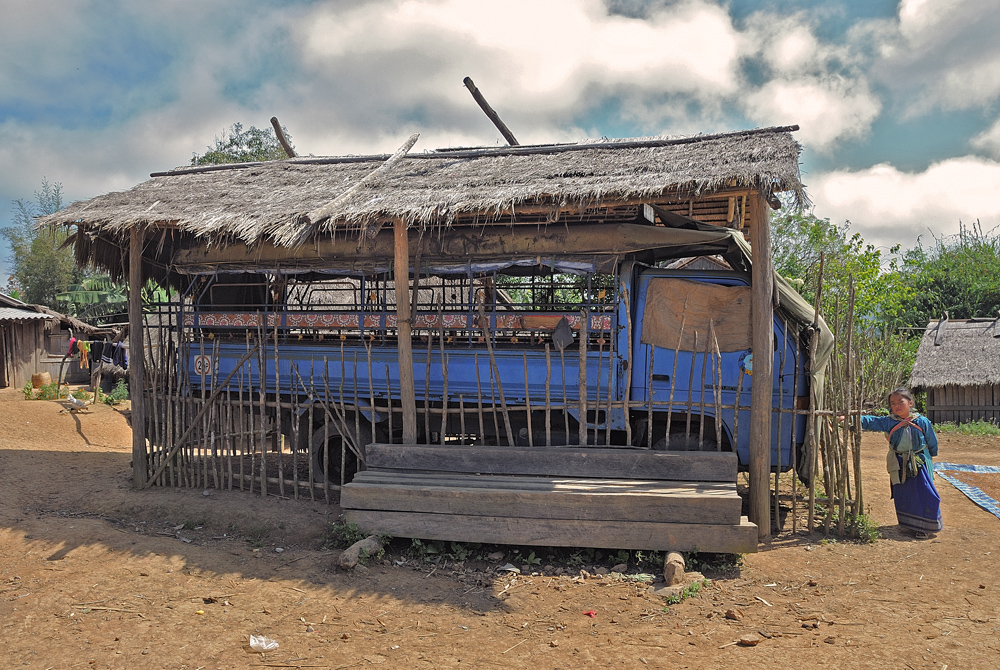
[394,217,417,443]
[130,229,148,487]
[749,190,774,542]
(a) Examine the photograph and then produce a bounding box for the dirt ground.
[2,388,999,669]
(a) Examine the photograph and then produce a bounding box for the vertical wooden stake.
[749,189,774,542]
[394,217,417,443]
[129,230,148,488]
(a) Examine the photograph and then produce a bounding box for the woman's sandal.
[914,531,929,539]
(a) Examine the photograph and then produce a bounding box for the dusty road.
[1,388,999,669]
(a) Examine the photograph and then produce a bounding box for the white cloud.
[744,77,881,151]
[738,11,881,151]
[297,0,744,137]
[971,118,1000,159]
[875,0,1000,113]
[809,157,1000,252]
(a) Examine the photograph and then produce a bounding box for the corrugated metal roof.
[0,306,56,323]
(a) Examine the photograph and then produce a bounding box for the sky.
[4,0,1000,280]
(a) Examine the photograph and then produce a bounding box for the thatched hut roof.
[39,126,803,277]
[910,318,1000,388]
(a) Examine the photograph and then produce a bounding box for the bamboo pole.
[129,230,148,487]
[749,189,774,541]
[665,299,688,448]
[523,353,533,447]
[774,319,788,528]
[847,277,864,520]
[647,345,656,448]
[544,344,552,447]
[578,309,589,446]
[143,344,261,488]
[685,332,698,442]
[477,302,514,446]
[807,253,824,533]
[394,217,417,443]
[622,291,633,447]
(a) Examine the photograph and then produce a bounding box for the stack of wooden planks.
[342,444,757,553]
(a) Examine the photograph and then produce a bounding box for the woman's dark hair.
[888,387,914,404]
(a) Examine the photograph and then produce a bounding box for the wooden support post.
[394,217,418,443]
[749,190,773,542]
[129,230,148,488]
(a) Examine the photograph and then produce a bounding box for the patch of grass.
[323,518,365,549]
[246,524,270,548]
[662,578,707,607]
[848,513,881,543]
[935,420,1000,437]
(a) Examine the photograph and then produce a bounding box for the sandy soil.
[2,387,999,669]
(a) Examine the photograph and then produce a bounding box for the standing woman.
[858,387,942,538]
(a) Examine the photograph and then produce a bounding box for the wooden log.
[365,443,738,481]
[307,134,419,227]
[394,217,418,443]
[748,190,773,541]
[269,116,296,158]
[462,76,519,146]
[129,230,147,488]
[345,510,758,554]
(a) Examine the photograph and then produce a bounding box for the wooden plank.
[341,480,742,524]
[351,470,740,494]
[344,510,758,553]
[130,230,147,488]
[364,443,739,481]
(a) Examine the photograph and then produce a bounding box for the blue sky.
[4,0,1000,281]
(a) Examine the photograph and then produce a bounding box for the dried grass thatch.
[40,127,804,264]
[910,318,1000,388]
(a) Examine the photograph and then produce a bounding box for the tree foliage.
[190,122,294,165]
[894,221,1000,325]
[2,178,83,308]
[770,209,911,329]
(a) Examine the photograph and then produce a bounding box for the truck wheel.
[652,435,718,451]
[310,423,375,484]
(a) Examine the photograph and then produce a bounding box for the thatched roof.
[40,126,803,262]
[910,318,1000,388]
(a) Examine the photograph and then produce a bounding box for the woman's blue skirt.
[891,454,943,532]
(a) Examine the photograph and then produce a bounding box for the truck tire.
[310,422,376,484]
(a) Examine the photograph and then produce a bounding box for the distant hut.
[0,293,108,388]
[910,316,1000,424]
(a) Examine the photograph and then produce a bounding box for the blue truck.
[177,219,830,487]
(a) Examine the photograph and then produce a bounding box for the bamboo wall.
[926,384,1000,424]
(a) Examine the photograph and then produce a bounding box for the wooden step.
[344,509,758,554]
[364,443,738,481]
[343,472,743,525]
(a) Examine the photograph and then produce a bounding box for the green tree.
[2,178,84,308]
[770,208,917,410]
[55,275,128,322]
[190,122,294,165]
[894,221,1000,326]
[770,208,910,328]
